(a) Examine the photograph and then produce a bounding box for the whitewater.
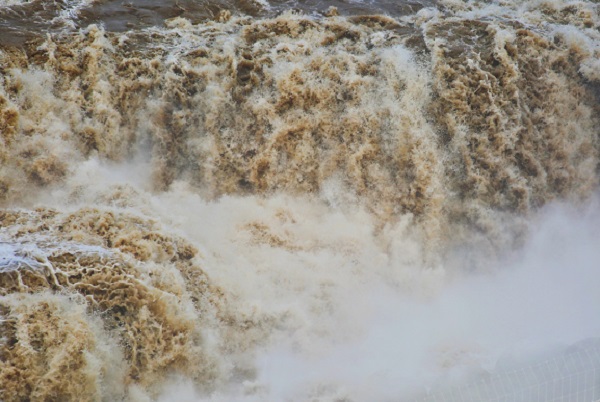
[0,0,599,401]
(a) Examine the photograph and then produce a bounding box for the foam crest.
[0,0,599,400]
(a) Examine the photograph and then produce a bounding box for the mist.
[49,161,600,401]
[144,191,600,402]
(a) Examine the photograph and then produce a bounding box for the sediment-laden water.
[1,0,599,400]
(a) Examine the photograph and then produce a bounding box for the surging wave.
[0,0,599,400]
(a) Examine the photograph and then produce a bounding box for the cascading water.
[1,0,599,400]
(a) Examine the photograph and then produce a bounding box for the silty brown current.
[0,0,599,400]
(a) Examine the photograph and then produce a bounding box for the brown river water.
[0,0,434,44]
[1,0,600,401]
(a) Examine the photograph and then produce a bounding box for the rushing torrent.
[0,0,599,400]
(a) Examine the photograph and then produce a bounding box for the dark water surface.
[0,0,435,45]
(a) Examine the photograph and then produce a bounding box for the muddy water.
[0,0,599,401]
[0,0,434,45]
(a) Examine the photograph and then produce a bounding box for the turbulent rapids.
[0,0,599,401]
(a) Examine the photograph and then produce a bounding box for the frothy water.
[1,0,599,400]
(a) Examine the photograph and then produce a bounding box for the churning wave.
[0,0,599,400]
